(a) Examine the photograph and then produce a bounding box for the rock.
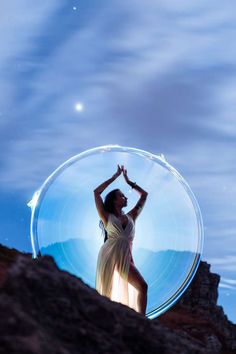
[0,244,31,286]
[157,260,236,353]
[0,244,235,354]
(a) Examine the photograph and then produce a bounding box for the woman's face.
[115,190,128,208]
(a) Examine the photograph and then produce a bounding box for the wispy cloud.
[219,276,236,291]
[221,277,236,286]
[219,283,236,291]
[0,0,236,322]
[0,0,236,265]
[207,256,236,272]
[1,1,236,186]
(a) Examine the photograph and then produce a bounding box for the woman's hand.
[122,166,130,184]
[113,164,123,179]
[122,167,136,188]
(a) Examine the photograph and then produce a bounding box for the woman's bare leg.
[127,262,148,315]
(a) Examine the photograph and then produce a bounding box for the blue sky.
[0,0,236,322]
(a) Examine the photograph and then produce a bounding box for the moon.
[75,102,84,112]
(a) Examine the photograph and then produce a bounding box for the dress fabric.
[95,213,139,312]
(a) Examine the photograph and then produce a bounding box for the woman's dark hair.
[99,188,119,243]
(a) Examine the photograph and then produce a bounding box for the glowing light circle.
[28,145,204,319]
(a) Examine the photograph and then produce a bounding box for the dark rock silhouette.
[0,243,235,354]
[157,261,236,353]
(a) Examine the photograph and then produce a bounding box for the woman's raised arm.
[122,167,148,222]
[93,165,123,225]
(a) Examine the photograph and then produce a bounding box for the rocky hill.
[157,261,236,353]
[0,243,235,354]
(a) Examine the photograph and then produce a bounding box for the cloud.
[0,0,235,321]
[207,255,236,272]
[0,1,61,114]
[1,1,236,181]
[221,277,236,286]
[0,1,236,269]
[219,276,236,291]
[219,283,236,291]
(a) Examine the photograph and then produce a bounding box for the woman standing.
[94,165,148,315]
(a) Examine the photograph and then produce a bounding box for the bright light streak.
[27,191,40,209]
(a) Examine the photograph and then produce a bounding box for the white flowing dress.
[95,213,139,312]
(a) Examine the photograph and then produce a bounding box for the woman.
[94,164,148,315]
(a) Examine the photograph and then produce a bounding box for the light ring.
[28,145,204,319]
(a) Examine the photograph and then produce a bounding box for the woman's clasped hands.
[113,164,131,185]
